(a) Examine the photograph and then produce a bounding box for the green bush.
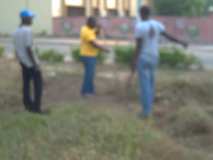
[160,47,201,69]
[113,45,201,69]
[0,46,4,57]
[71,47,105,63]
[114,45,134,65]
[72,47,81,62]
[39,49,64,63]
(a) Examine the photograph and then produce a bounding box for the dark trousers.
[81,57,97,95]
[21,64,43,112]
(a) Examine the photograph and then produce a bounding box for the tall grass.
[0,46,4,57]
[0,106,204,160]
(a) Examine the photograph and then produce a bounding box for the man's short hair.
[140,6,151,17]
[87,17,96,25]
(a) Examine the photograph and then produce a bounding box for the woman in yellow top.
[80,17,108,97]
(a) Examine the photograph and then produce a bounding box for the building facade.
[52,0,151,18]
[0,0,52,35]
[52,0,151,38]
[0,0,150,35]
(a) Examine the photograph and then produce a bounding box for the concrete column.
[100,0,107,17]
[130,0,137,17]
[118,0,124,17]
[85,0,92,16]
[61,0,67,17]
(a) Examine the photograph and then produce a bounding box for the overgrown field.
[0,59,213,160]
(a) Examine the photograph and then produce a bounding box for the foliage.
[160,47,201,69]
[113,45,201,69]
[204,0,213,14]
[114,45,134,65]
[187,26,200,40]
[0,46,4,57]
[71,47,105,63]
[154,0,207,16]
[38,49,64,63]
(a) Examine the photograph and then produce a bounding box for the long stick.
[126,70,136,112]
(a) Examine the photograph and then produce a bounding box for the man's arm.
[131,38,143,73]
[90,41,109,52]
[161,32,188,47]
[26,47,39,69]
[25,29,39,69]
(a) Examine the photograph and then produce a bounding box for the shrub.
[37,30,48,37]
[71,47,105,63]
[0,46,4,57]
[114,45,134,65]
[160,47,201,69]
[113,45,201,69]
[72,47,81,62]
[39,49,64,63]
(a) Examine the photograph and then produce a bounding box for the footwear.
[81,93,96,99]
[137,112,147,119]
[138,112,155,126]
[29,109,50,115]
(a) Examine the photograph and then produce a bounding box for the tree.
[154,0,207,16]
[204,0,213,14]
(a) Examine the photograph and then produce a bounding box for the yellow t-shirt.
[80,25,98,57]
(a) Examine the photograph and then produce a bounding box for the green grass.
[0,60,213,160]
[0,105,206,160]
[0,46,4,57]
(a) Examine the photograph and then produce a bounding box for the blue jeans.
[137,57,157,117]
[81,56,97,95]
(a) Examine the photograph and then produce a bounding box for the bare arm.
[131,38,143,73]
[90,41,108,52]
[161,32,188,47]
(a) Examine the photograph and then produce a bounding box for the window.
[123,0,130,16]
[92,0,100,16]
[65,0,85,16]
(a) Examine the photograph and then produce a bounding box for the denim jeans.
[81,56,97,95]
[21,64,43,112]
[137,56,157,117]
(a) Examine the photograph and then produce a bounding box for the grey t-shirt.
[13,26,38,68]
[134,19,165,64]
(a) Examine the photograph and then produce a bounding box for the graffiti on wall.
[54,16,213,43]
[186,26,200,40]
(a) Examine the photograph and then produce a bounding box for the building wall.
[0,0,52,35]
[53,15,213,43]
[54,0,149,18]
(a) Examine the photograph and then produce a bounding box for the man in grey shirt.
[130,6,187,119]
[13,9,43,113]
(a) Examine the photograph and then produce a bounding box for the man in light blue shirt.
[130,6,187,119]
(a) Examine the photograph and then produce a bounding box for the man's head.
[20,9,35,26]
[87,17,96,28]
[139,6,151,20]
